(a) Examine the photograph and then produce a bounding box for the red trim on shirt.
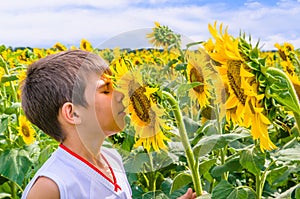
[59,143,121,192]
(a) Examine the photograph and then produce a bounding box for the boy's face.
[75,73,125,137]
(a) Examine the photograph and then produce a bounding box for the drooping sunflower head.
[147,21,181,49]
[18,115,36,145]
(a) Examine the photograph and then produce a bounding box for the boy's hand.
[177,188,197,199]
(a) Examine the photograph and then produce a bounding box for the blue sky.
[1,0,299,50]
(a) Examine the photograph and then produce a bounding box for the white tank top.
[22,144,132,199]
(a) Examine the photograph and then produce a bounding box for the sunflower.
[18,115,36,145]
[244,97,277,151]
[16,70,27,99]
[186,51,213,108]
[275,42,294,62]
[110,57,130,83]
[53,42,67,51]
[204,22,252,125]
[0,67,5,81]
[80,39,93,52]
[274,43,300,100]
[115,69,170,152]
[33,48,46,59]
[147,22,181,49]
[134,131,170,152]
[204,22,276,151]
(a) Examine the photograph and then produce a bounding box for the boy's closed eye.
[97,80,113,94]
[102,90,110,94]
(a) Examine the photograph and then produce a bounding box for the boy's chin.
[115,116,126,131]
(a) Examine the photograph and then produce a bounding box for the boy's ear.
[61,102,81,125]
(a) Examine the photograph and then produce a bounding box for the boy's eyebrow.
[96,80,111,89]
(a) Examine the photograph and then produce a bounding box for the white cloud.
[0,0,300,50]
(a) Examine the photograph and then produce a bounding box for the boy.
[21,50,196,199]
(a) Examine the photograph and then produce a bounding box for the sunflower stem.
[255,174,262,199]
[163,91,203,196]
[9,181,17,199]
[293,113,300,134]
[215,104,228,180]
[1,56,18,103]
[147,152,157,192]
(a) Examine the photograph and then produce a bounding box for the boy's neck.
[62,131,105,165]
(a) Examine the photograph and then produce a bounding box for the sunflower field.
[0,21,300,199]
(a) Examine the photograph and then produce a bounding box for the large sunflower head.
[204,21,277,151]
[18,115,36,145]
[114,68,170,152]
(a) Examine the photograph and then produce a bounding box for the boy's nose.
[114,90,125,102]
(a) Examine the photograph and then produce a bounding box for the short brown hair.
[21,50,109,142]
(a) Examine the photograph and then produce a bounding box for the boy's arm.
[26,176,60,199]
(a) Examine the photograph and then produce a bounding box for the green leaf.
[193,132,250,158]
[0,45,6,53]
[0,176,8,185]
[0,193,11,199]
[166,59,179,68]
[265,67,300,114]
[160,178,191,198]
[0,116,8,135]
[131,183,144,199]
[123,151,150,173]
[170,172,192,193]
[199,159,216,176]
[0,148,32,186]
[240,148,265,175]
[295,187,300,199]
[227,188,248,199]
[211,157,242,177]
[273,144,300,162]
[186,41,204,49]
[177,82,201,96]
[142,190,169,199]
[174,63,187,71]
[0,56,6,68]
[266,166,289,187]
[191,120,217,146]
[274,184,300,199]
[212,180,250,199]
[151,151,178,171]
[183,116,200,134]
[4,102,21,114]
[211,180,234,199]
[1,74,18,83]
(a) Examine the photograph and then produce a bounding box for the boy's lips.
[118,107,126,115]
